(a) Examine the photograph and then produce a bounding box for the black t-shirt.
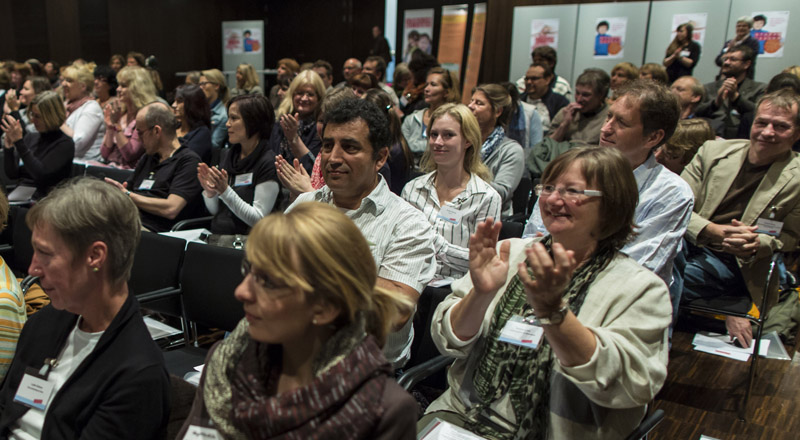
[211,139,279,235]
[667,40,701,83]
[127,143,203,232]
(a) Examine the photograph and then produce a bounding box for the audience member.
[199,94,279,241]
[126,51,146,67]
[2,76,50,135]
[370,25,393,65]
[402,103,501,278]
[109,54,124,72]
[640,63,669,85]
[422,146,670,439]
[230,63,263,97]
[670,75,705,120]
[528,79,693,287]
[609,62,638,96]
[401,51,439,116]
[678,89,800,348]
[338,58,363,88]
[43,60,60,87]
[270,70,326,174]
[9,63,31,93]
[0,177,170,438]
[715,16,759,79]
[349,72,378,98]
[2,91,75,200]
[275,76,293,109]
[199,68,230,148]
[696,46,765,138]
[184,70,201,86]
[269,58,300,108]
[533,46,573,100]
[655,118,715,174]
[178,202,417,439]
[173,84,212,163]
[105,102,203,232]
[312,59,334,91]
[520,62,569,133]
[502,81,544,152]
[468,84,524,216]
[93,65,118,110]
[664,22,701,83]
[288,98,436,368]
[549,69,610,145]
[101,66,158,168]
[402,67,460,155]
[392,62,412,98]
[0,190,23,383]
[364,89,412,195]
[60,65,105,160]
[737,72,800,142]
[363,55,400,106]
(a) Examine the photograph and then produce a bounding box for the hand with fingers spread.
[1,115,23,146]
[275,154,313,197]
[517,242,578,316]
[279,113,300,142]
[197,163,229,197]
[468,218,510,297]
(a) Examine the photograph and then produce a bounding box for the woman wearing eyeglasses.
[178,202,417,439]
[421,146,671,439]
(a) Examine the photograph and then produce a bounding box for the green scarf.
[468,237,615,439]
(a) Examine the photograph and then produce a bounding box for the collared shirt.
[524,97,552,133]
[549,103,609,145]
[402,171,502,278]
[524,154,694,284]
[288,176,436,367]
[552,75,573,101]
[209,100,228,149]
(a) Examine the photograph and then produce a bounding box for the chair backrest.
[407,285,453,388]
[512,174,532,218]
[71,162,87,178]
[9,206,33,275]
[129,231,186,297]
[85,165,134,184]
[499,221,524,240]
[180,242,244,332]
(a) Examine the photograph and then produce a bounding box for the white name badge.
[234,172,254,187]
[183,425,222,440]
[138,179,155,190]
[437,205,464,225]
[680,50,691,57]
[498,315,544,349]
[14,372,54,411]
[756,218,783,237]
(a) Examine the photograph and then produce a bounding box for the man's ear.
[374,146,390,171]
[644,129,665,150]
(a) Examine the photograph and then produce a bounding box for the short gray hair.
[143,102,178,138]
[27,177,142,283]
[737,16,754,27]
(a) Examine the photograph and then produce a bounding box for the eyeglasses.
[722,56,744,63]
[535,184,602,202]
[197,81,211,87]
[525,75,545,81]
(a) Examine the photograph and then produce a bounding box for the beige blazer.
[681,139,800,305]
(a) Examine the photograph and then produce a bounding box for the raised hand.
[275,154,313,196]
[517,242,577,315]
[468,218,510,297]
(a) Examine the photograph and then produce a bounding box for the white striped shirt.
[402,172,502,278]
[288,176,436,367]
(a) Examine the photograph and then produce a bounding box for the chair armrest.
[397,355,454,391]
[171,216,214,232]
[21,275,39,294]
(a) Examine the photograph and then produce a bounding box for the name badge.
[14,369,55,411]
[756,218,783,237]
[183,425,222,440]
[437,205,463,225]
[680,50,691,57]
[498,315,544,349]
[138,179,155,190]
[234,172,254,187]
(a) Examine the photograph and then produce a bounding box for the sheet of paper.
[692,332,770,361]
[193,364,204,373]
[144,316,183,340]
[419,419,487,440]
[160,228,211,244]
[428,277,455,288]
[694,345,751,361]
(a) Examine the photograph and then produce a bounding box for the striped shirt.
[402,172,502,278]
[0,258,25,383]
[288,176,436,367]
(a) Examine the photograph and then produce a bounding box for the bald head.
[140,101,177,138]
[343,58,362,81]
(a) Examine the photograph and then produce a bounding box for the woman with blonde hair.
[403,103,501,278]
[60,64,105,160]
[231,63,263,97]
[100,66,157,168]
[179,202,417,439]
[269,70,326,174]
[609,62,638,94]
[468,83,524,216]
[402,66,461,156]
[655,118,714,174]
[1,91,75,200]
[200,68,230,148]
[639,63,669,85]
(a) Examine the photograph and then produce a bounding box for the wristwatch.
[535,302,569,326]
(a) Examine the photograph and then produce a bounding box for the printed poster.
[462,3,487,104]
[593,17,626,59]
[223,28,262,54]
[437,4,468,75]
[402,8,435,63]
[750,11,789,58]
[531,19,559,51]
[670,13,707,48]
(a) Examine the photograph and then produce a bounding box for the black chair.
[504,174,532,223]
[679,252,782,421]
[85,165,133,184]
[171,216,213,232]
[7,206,34,276]
[499,221,524,240]
[71,161,87,178]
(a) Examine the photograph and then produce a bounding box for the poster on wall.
[750,11,789,58]
[670,13,707,48]
[402,8,435,63]
[531,18,559,51]
[437,4,469,75]
[223,27,262,54]
[593,17,626,59]
[462,3,487,103]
